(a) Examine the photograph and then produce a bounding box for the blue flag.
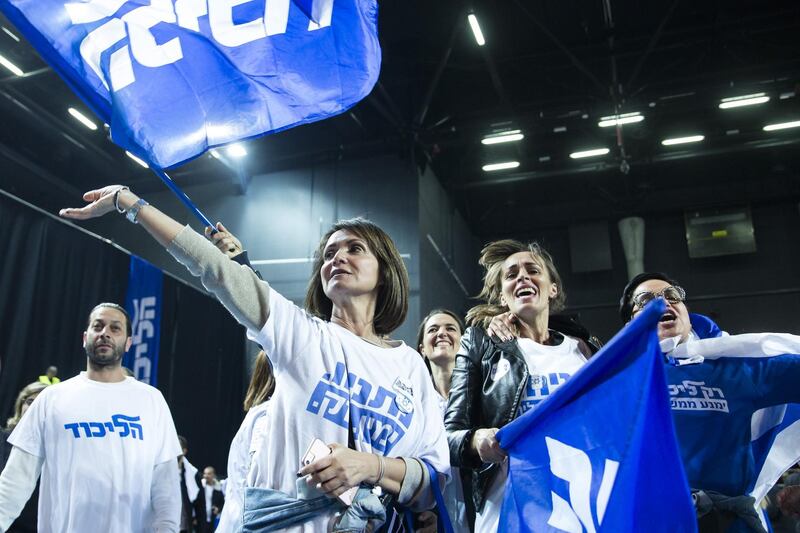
[0,0,380,168]
[496,300,697,533]
[123,255,163,385]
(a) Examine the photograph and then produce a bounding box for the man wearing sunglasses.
[620,272,800,533]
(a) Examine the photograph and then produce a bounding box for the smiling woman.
[444,239,601,533]
[59,186,449,533]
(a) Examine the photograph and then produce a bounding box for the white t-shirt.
[475,335,587,533]
[8,372,182,533]
[246,289,451,532]
[216,402,269,533]
[437,393,470,533]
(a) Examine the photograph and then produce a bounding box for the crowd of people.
[0,183,798,532]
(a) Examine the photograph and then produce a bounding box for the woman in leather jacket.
[444,239,600,533]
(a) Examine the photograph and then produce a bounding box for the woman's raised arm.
[60,186,270,333]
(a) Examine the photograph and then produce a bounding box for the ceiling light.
[226,143,247,158]
[2,27,20,42]
[209,149,222,159]
[0,53,23,76]
[553,126,567,133]
[467,14,485,46]
[126,151,149,168]
[569,148,609,159]
[779,92,795,100]
[538,156,551,162]
[763,120,800,131]
[68,107,98,130]
[482,161,519,172]
[719,93,770,109]
[598,112,643,128]
[481,130,523,145]
[662,135,705,146]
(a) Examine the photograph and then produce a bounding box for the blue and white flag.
[0,0,380,168]
[496,300,697,533]
[123,255,163,385]
[669,331,800,530]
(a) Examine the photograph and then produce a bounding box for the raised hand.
[204,222,244,258]
[59,185,130,220]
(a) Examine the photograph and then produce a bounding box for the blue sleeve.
[750,354,800,408]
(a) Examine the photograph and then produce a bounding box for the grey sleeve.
[397,457,435,511]
[151,459,181,533]
[0,447,42,532]
[166,226,270,333]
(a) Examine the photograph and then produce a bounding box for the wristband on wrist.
[126,198,149,224]
[375,455,386,486]
[114,187,130,214]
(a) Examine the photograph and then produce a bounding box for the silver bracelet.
[375,455,386,486]
[126,198,149,224]
[114,186,130,213]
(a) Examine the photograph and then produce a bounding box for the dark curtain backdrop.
[0,191,246,474]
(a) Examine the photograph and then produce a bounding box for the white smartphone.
[300,438,358,506]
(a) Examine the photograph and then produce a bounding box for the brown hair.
[243,351,276,411]
[466,239,565,329]
[304,218,409,335]
[6,381,48,430]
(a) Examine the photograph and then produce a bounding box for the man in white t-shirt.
[0,303,183,533]
[198,466,224,532]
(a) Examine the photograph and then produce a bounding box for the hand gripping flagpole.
[150,167,217,234]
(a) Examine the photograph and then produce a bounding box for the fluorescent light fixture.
[2,27,20,42]
[553,126,567,133]
[0,53,23,76]
[779,92,795,100]
[209,149,222,159]
[67,107,97,130]
[598,112,644,128]
[763,120,800,131]
[569,148,609,159]
[226,143,247,158]
[482,161,519,172]
[719,93,769,109]
[538,156,551,162]
[662,135,705,146]
[125,151,149,168]
[467,14,485,46]
[481,130,523,145]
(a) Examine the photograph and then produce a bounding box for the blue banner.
[123,255,163,385]
[496,300,697,533]
[0,0,380,168]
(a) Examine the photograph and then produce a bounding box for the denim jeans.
[242,484,385,533]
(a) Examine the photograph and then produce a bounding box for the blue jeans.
[242,484,385,532]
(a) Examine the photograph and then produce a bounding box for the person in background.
[216,350,275,533]
[177,435,201,533]
[37,367,59,386]
[1,382,48,533]
[446,239,600,533]
[0,303,182,532]
[198,467,224,532]
[416,309,470,532]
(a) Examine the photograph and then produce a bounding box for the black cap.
[619,272,680,322]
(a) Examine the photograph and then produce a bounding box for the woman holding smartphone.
[61,186,449,532]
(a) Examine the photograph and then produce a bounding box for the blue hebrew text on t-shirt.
[306,362,414,454]
[518,372,571,415]
[63,414,144,440]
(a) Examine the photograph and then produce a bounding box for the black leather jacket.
[444,316,601,512]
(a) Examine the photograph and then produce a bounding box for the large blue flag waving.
[496,300,697,533]
[0,0,380,168]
